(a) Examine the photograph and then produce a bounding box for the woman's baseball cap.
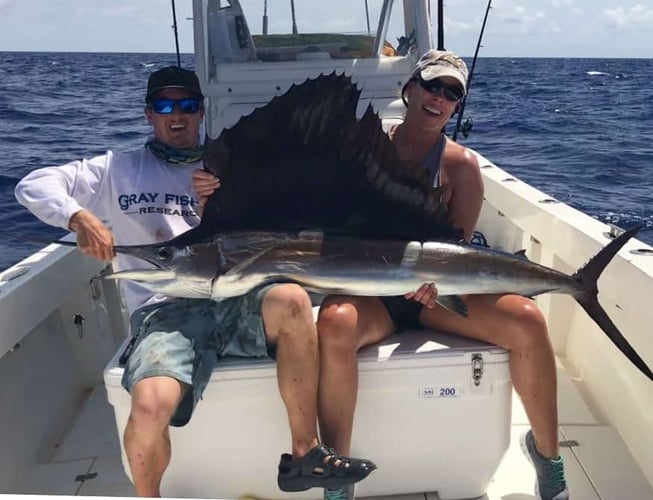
[409,50,468,95]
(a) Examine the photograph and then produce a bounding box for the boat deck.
[12,363,653,500]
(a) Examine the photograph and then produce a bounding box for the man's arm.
[15,155,115,261]
[191,169,220,217]
[68,209,115,261]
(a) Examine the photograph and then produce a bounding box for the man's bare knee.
[263,284,312,320]
[129,378,182,428]
[262,284,315,346]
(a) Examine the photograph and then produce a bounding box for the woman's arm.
[442,145,484,242]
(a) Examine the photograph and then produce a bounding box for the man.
[15,66,374,497]
[316,50,569,500]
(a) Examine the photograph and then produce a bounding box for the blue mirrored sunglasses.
[150,98,202,114]
[418,77,464,102]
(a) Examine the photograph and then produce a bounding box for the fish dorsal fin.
[190,72,462,244]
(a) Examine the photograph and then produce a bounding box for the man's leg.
[258,285,377,492]
[121,299,219,497]
[261,284,320,457]
[316,296,395,454]
[123,376,186,497]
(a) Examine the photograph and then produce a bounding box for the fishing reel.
[457,117,473,139]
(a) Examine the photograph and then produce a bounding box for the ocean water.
[0,52,651,272]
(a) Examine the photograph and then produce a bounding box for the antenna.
[171,0,181,67]
[436,0,444,50]
[263,0,269,35]
[453,0,492,142]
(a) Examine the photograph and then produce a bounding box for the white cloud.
[551,0,573,7]
[75,1,147,19]
[492,3,546,34]
[444,16,475,36]
[99,5,145,17]
[0,0,16,15]
[548,21,562,33]
[604,4,653,29]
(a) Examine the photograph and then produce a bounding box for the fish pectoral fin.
[101,269,176,282]
[223,245,278,277]
[437,295,468,317]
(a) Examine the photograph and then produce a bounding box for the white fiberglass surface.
[13,365,652,499]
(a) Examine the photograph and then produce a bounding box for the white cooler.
[104,329,512,499]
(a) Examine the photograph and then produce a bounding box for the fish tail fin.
[571,225,652,380]
[571,225,640,291]
[574,293,652,380]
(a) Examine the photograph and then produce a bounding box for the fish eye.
[156,247,172,261]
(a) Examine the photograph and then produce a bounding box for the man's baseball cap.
[145,66,204,102]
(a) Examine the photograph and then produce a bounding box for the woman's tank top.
[389,125,446,188]
[420,133,447,188]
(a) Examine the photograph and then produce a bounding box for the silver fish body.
[210,233,576,300]
[106,231,574,301]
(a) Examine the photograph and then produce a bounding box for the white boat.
[1,1,652,499]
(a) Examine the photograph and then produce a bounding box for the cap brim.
[420,66,467,93]
[146,85,204,99]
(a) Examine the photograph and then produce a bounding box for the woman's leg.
[316,296,396,454]
[419,294,559,458]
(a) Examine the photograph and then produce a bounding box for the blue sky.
[0,0,651,58]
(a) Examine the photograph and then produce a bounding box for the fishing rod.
[171,0,181,67]
[365,0,371,36]
[452,0,492,142]
[290,0,298,35]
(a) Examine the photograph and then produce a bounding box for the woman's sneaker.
[520,430,569,500]
[324,484,355,500]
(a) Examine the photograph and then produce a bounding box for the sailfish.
[82,72,650,381]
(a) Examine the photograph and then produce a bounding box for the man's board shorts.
[121,285,274,427]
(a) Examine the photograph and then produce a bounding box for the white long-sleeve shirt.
[15,148,202,313]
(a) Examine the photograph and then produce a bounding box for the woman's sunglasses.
[418,78,464,102]
[150,98,202,114]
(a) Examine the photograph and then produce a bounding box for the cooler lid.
[104,328,509,387]
[357,328,508,366]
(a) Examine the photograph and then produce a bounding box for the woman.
[317,50,568,500]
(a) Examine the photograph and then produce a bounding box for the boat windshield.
[208,0,408,63]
